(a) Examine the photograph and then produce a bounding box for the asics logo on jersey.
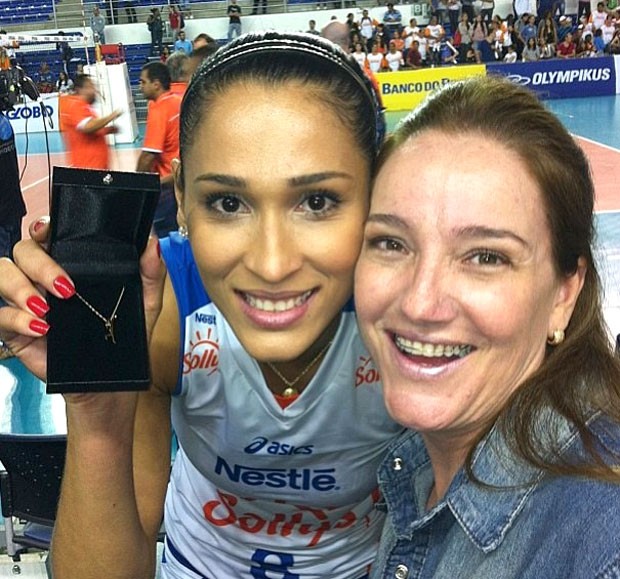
[182,329,219,375]
[355,356,381,387]
[215,456,337,491]
[203,489,357,547]
[244,437,314,456]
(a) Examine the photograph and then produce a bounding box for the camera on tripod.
[0,62,40,112]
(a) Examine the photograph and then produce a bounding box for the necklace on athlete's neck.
[266,340,333,398]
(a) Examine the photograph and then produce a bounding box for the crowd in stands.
[323,0,620,69]
[4,0,619,95]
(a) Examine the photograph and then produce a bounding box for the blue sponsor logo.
[215,456,337,491]
[6,105,53,120]
[194,313,216,324]
[244,437,314,456]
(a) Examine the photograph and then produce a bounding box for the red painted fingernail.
[33,218,47,233]
[29,319,50,335]
[26,295,50,317]
[156,239,161,259]
[53,276,75,298]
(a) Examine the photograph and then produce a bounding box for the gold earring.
[547,329,565,346]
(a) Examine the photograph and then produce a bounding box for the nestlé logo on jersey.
[355,356,380,387]
[215,456,338,492]
[182,328,219,375]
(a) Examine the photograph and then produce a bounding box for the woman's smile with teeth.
[394,335,473,358]
[244,290,313,313]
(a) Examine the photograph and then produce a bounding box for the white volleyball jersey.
[160,233,404,579]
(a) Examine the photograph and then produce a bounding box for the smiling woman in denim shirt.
[355,75,620,579]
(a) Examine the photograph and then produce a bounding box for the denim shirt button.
[394,563,409,578]
[392,457,404,471]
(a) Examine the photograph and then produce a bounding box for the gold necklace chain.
[74,286,126,345]
[266,340,332,397]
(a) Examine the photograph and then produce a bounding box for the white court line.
[21,175,49,192]
[576,134,620,154]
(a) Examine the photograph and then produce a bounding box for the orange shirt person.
[60,74,122,169]
[136,61,182,236]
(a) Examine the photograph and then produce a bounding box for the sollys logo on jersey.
[203,489,357,548]
[182,328,219,375]
[355,356,380,387]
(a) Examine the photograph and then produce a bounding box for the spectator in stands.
[0,30,18,66]
[592,27,607,51]
[447,0,462,41]
[359,9,377,50]
[367,41,386,71]
[174,30,192,54]
[440,35,460,63]
[147,8,164,56]
[425,14,445,66]
[251,0,267,16]
[169,4,182,38]
[608,28,620,53]
[56,71,74,94]
[471,13,489,61]
[166,51,190,96]
[539,36,556,57]
[592,2,608,30]
[0,112,25,260]
[306,19,320,35]
[601,13,616,46]
[60,74,122,170]
[123,0,137,24]
[578,34,598,55]
[407,39,424,67]
[90,6,106,45]
[227,0,242,42]
[137,61,182,237]
[522,35,541,59]
[351,41,368,67]
[578,0,592,19]
[385,39,405,70]
[537,11,558,51]
[160,45,171,63]
[556,30,576,56]
[56,33,73,76]
[519,13,537,45]
[383,3,403,36]
[36,61,54,94]
[480,0,495,22]
[503,42,518,60]
[557,15,573,40]
[457,12,473,62]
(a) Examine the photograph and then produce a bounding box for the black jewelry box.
[46,167,161,394]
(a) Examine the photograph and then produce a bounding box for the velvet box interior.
[46,167,160,394]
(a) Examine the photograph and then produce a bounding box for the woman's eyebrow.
[194,173,246,188]
[289,172,353,187]
[453,225,529,248]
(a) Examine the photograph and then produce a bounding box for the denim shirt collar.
[378,410,584,554]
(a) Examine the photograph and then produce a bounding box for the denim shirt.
[371,413,620,579]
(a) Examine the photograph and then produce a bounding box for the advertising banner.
[487,57,616,99]
[376,65,486,112]
[5,95,60,134]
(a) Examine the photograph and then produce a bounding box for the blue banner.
[487,57,616,99]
